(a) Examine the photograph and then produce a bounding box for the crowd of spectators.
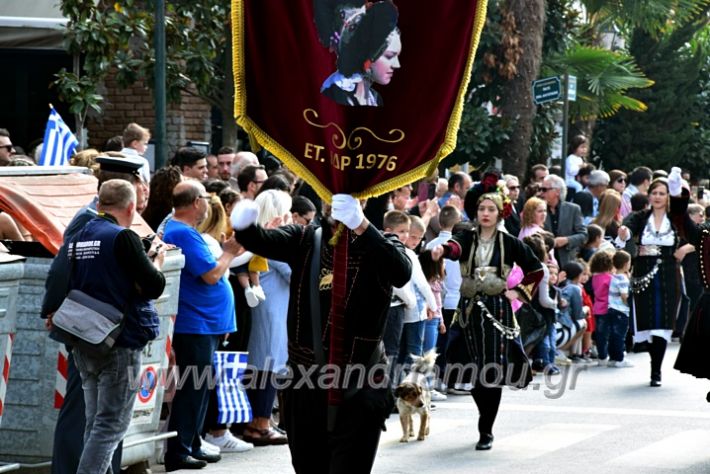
[3,123,709,470]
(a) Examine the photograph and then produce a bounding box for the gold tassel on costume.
[328,223,345,246]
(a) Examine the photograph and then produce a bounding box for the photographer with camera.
[41,154,155,474]
[57,180,166,473]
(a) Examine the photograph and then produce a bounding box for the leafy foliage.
[582,0,709,36]
[685,27,710,172]
[593,5,710,175]
[528,0,579,168]
[544,45,654,120]
[449,0,509,170]
[452,0,579,173]
[54,0,230,131]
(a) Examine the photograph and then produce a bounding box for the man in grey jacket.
[541,174,587,267]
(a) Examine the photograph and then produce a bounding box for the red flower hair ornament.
[464,169,512,219]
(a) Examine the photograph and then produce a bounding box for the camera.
[141,233,157,253]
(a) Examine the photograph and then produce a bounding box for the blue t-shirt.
[163,220,236,335]
[608,273,630,315]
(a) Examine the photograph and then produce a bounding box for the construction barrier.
[0,255,24,427]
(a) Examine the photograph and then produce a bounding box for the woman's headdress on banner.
[464,168,513,220]
[314,0,399,76]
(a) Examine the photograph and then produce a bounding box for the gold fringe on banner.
[231,0,489,205]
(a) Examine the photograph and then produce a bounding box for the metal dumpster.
[0,253,24,427]
[0,167,184,467]
[0,252,63,464]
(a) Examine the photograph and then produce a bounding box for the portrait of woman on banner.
[314,0,401,107]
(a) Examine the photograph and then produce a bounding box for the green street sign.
[532,76,561,105]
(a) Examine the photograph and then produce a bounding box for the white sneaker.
[253,285,266,302]
[447,383,473,395]
[430,389,448,401]
[555,355,572,366]
[200,437,221,455]
[609,359,634,368]
[204,432,254,453]
[244,286,259,308]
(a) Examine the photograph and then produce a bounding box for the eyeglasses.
[616,178,626,183]
[199,194,211,200]
[507,185,520,190]
[538,187,552,193]
[0,144,13,151]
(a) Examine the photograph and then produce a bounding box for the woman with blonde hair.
[234,190,293,308]
[592,189,622,239]
[199,194,259,452]
[241,189,292,446]
[198,194,230,247]
[518,197,547,240]
[70,148,100,175]
[431,172,544,450]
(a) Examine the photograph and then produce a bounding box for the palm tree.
[581,0,708,37]
[542,0,708,139]
[543,45,654,123]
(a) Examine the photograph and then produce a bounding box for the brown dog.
[394,350,436,442]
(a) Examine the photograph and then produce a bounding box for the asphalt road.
[152,342,710,474]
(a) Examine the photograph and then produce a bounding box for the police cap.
[95,154,144,175]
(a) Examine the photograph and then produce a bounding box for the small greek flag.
[213,351,252,424]
[38,106,79,166]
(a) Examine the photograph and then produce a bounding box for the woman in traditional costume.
[667,168,710,398]
[314,0,401,106]
[432,171,543,450]
[619,178,682,387]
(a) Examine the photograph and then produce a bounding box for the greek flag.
[213,351,252,424]
[38,106,78,166]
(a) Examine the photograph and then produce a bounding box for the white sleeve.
[411,259,437,310]
[393,282,416,308]
[566,155,582,177]
[229,251,254,268]
[537,266,556,309]
[424,236,443,250]
[613,232,631,249]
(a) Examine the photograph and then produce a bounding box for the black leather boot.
[475,433,494,450]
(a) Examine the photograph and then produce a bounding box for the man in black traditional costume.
[232,193,411,473]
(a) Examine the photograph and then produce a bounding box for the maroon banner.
[233,0,488,201]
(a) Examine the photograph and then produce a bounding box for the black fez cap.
[95,154,144,174]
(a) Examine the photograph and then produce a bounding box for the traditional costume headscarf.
[463,169,513,221]
[314,0,399,105]
[314,0,399,76]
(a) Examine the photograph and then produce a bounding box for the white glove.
[331,194,364,230]
[231,199,259,230]
[668,167,682,197]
